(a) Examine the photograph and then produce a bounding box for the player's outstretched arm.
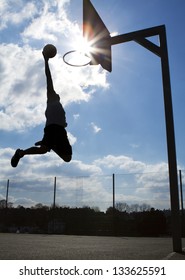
[43,52,55,98]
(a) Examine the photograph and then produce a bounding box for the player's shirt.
[45,100,67,128]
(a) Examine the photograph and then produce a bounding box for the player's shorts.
[41,124,72,156]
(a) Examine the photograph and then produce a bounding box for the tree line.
[1,199,183,237]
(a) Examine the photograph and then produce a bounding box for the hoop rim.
[63,50,91,67]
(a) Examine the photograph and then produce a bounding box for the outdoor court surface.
[0,233,185,260]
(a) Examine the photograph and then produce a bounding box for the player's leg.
[52,135,72,163]
[52,146,72,162]
[11,145,48,168]
[50,125,72,162]
[35,138,72,162]
[21,145,48,156]
[35,139,72,162]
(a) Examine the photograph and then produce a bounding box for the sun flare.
[75,37,93,56]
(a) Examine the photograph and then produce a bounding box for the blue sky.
[0,0,185,211]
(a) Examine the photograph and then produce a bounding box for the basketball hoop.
[63,50,91,67]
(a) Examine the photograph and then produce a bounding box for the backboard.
[83,0,112,72]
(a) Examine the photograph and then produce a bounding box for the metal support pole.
[5,179,9,208]
[110,25,182,252]
[179,170,184,235]
[159,26,182,252]
[179,170,184,212]
[113,173,115,210]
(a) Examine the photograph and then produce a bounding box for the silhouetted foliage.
[0,204,173,236]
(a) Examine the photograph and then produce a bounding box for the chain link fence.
[0,170,184,212]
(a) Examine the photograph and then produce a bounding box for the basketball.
[43,44,57,58]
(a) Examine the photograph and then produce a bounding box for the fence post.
[52,177,57,233]
[53,176,56,209]
[5,179,9,208]
[113,173,115,210]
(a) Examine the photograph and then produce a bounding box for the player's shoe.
[11,149,23,168]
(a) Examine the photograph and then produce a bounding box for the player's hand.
[42,51,49,61]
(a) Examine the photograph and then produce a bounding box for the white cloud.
[11,197,37,208]
[0,0,38,30]
[129,143,140,149]
[92,155,172,209]
[94,155,146,173]
[67,131,77,145]
[90,122,102,134]
[21,2,70,42]
[0,147,103,179]
[73,114,80,120]
[0,44,45,131]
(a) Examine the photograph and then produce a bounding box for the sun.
[75,37,93,57]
